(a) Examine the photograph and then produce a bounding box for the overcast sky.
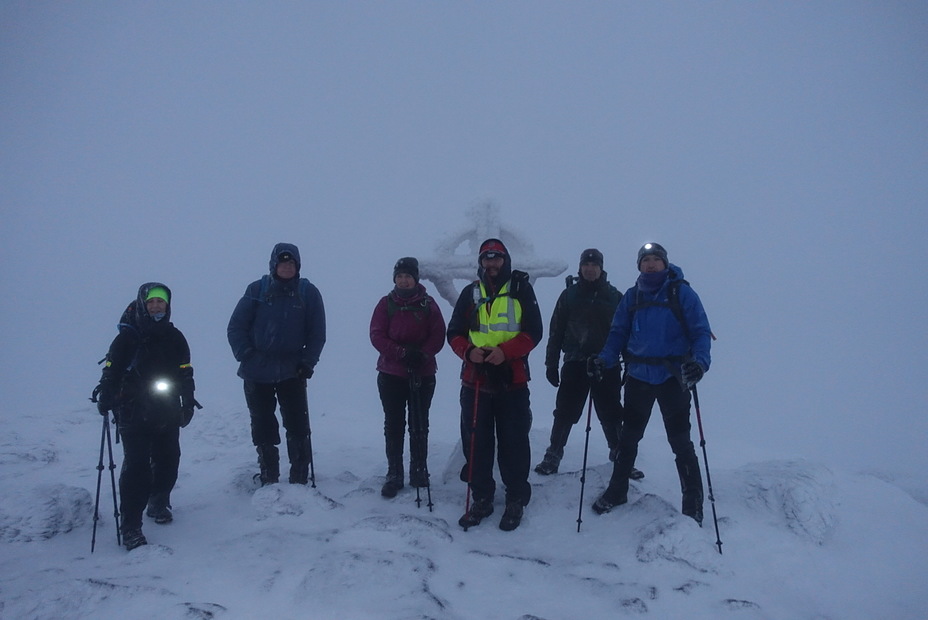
[2,2,926,477]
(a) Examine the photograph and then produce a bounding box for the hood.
[135,281,172,327]
[477,237,512,289]
[269,242,302,276]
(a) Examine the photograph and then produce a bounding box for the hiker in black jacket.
[94,282,196,550]
[536,249,642,479]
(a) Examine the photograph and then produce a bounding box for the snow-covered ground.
[3,3,927,619]
[2,392,926,620]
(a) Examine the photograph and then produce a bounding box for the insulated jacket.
[101,282,194,430]
[370,282,446,378]
[545,272,621,368]
[447,244,543,389]
[227,243,326,383]
[599,263,711,385]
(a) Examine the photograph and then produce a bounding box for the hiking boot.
[381,478,404,498]
[145,504,173,524]
[287,435,312,484]
[408,468,430,488]
[677,457,704,527]
[256,444,280,486]
[289,468,309,485]
[683,507,704,526]
[533,452,561,476]
[458,498,494,528]
[609,448,644,480]
[123,528,148,551]
[146,492,173,524]
[253,472,279,487]
[499,501,524,531]
[592,486,628,515]
[381,471,404,498]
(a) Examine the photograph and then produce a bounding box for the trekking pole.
[303,379,316,488]
[576,394,594,532]
[92,414,121,552]
[407,370,433,512]
[692,385,722,554]
[462,376,481,531]
[105,414,121,546]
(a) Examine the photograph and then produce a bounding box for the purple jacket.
[370,283,446,378]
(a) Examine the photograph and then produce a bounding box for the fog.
[2,2,926,484]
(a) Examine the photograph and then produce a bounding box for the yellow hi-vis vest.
[469,281,523,347]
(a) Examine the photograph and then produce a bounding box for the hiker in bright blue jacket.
[589,242,712,524]
[228,242,326,486]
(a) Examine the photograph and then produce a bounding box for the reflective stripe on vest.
[470,281,522,347]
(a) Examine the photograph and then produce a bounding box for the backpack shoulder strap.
[667,278,689,337]
[251,275,270,305]
[299,278,310,299]
[387,293,431,319]
[627,279,690,337]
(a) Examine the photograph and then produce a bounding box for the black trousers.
[377,372,435,466]
[244,377,308,447]
[118,421,180,531]
[553,360,624,444]
[609,376,700,496]
[460,385,533,506]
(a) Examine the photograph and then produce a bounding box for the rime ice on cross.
[418,200,568,307]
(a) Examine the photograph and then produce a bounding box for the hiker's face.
[580,262,602,282]
[276,259,297,280]
[639,255,666,273]
[394,273,416,290]
[481,256,504,277]
[146,298,167,315]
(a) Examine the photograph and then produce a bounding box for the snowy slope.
[2,396,926,620]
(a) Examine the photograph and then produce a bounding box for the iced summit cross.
[418,201,567,306]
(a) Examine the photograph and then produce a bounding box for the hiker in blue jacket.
[589,242,712,524]
[228,242,326,486]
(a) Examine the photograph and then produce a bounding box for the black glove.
[545,365,560,388]
[180,406,195,428]
[92,382,112,416]
[402,348,425,369]
[586,356,605,382]
[297,363,314,380]
[681,360,704,388]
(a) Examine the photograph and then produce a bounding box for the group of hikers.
[93,238,712,550]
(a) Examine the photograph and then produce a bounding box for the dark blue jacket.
[227,243,326,383]
[599,264,711,385]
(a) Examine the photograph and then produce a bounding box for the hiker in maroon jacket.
[370,257,446,498]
